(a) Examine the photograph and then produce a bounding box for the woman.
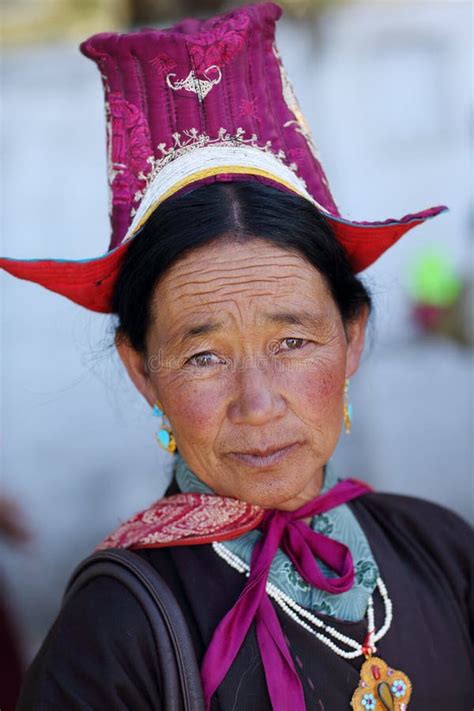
[1,3,472,709]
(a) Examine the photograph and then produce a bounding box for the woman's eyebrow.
[176,320,225,345]
[181,321,225,340]
[263,310,329,330]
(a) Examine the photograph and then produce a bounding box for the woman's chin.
[233,486,314,511]
[221,464,324,510]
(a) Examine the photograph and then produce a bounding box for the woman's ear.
[345,305,369,379]
[115,331,156,407]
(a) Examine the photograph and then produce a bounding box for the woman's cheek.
[283,355,345,420]
[166,379,225,445]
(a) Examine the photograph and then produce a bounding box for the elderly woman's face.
[119,238,367,510]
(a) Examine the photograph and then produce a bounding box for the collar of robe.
[98,477,371,711]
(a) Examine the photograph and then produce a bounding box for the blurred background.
[1,0,473,704]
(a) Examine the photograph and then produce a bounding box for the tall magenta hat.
[0,2,446,313]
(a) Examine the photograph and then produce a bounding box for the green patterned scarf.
[173,453,378,622]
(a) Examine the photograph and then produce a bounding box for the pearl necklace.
[212,541,393,660]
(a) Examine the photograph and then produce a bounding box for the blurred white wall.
[1,1,473,658]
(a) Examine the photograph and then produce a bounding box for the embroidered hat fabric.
[0,2,446,313]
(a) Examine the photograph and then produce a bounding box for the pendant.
[156,427,177,453]
[351,656,412,710]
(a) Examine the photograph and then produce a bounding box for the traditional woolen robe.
[17,481,473,710]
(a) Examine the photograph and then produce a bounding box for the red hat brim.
[0,205,447,314]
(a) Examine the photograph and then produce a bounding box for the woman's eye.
[186,352,223,367]
[280,337,307,351]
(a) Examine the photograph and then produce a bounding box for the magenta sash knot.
[201,478,371,710]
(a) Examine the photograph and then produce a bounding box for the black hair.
[112,180,371,354]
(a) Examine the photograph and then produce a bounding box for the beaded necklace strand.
[212,542,412,709]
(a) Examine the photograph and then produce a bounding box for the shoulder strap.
[64,548,205,711]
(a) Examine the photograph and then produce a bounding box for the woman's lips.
[227,442,300,469]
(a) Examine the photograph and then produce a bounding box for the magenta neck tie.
[201,477,371,710]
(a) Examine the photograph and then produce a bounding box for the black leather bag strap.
[64,548,205,711]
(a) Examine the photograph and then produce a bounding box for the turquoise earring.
[344,378,353,434]
[152,401,177,453]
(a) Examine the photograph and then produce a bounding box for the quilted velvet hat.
[0,2,446,313]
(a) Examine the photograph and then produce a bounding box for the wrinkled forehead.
[149,239,337,335]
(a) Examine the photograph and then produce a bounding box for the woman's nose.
[228,359,286,425]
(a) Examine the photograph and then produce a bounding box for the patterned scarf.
[174,452,378,622]
[98,452,375,710]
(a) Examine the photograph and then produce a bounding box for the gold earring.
[343,378,353,435]
[152,401,177,453]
